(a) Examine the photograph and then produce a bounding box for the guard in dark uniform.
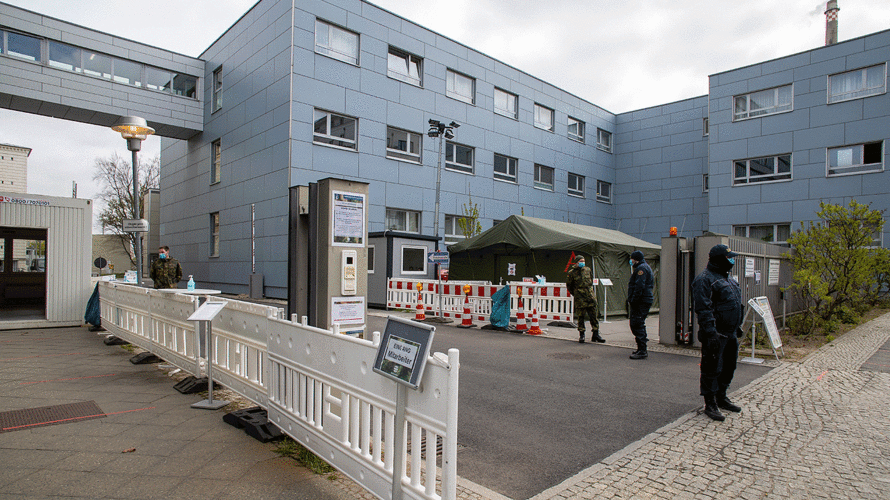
[692,244,745,421]
[627,250,654,359]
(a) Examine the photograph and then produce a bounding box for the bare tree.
[92,152,160,267]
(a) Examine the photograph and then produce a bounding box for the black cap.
[709,244,739,259]
[630,250,644,261]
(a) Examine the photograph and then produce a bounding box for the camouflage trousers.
[575,304,599,334]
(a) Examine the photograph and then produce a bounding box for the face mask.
[577,262,585,268]
[629,259,634,266]
[159,253,167,260]
[727,257,735,265]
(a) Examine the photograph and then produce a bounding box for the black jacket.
[692,262,744,341]
[627,260,654,305]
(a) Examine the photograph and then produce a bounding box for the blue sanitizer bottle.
[187,275,195,291]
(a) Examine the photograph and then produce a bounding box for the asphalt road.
[368,316,772,500]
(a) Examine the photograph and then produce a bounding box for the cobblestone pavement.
[520,311,890,500]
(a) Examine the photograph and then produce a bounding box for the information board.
[331,191,365,247]
[768,259,781,286]
[373,316,435,389]
[747,296,782,349]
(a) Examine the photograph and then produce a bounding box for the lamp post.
[427,119,459,319]
[112,116,155,286]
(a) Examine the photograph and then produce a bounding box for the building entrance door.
[0,226,47,317]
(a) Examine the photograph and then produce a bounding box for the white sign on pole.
[508,263,516,276]
[123,219,149,232]
[768,259,781,285]
[745,257,755,278]
[748,296,782,349]
[599,278,613,286]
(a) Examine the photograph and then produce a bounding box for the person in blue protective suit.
[692,244,745,421]
[627,250,654,359]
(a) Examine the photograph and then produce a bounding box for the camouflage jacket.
[566,265,597,308]
[150,258,182,289]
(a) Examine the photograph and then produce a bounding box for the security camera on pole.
[427,119,459,322]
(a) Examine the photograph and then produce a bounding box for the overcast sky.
[2,0,889,230]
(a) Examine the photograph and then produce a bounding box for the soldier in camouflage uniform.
[566,255,603,344]
[150,246,182,289]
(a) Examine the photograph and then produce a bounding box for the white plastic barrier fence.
[387,278,574,323]
[99,282,459,500]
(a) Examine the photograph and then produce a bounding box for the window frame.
[567,173,585,198]
[733,154,792,185]
[387,46,422,87]
[596,128,612,153]
[493,153,518,183]
[210,212,220,257]
[446,69,475,104]
[826,141,884,177]
[494,88,518,119]
[210,139,221,184]
[212,66,223,113]
[533,164,554,191]
[828,63,887,104]
[5,31,41,62]
[314,19,360,66]
[703,117,709,136]
[386,126,422,164]
[596,180,612,204]
[733,224,791,245]
[733,84,793,121]
[444,215,466,244]
[444,141,474,174]
[385,208,421,234]
[702,173,709,193]
[567,116,585,143]
[401,245,428,275]
[313,109,358,151]
[533,103,554,131]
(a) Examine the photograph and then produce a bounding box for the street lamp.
[112,116,155,286]
[427,119,459,319]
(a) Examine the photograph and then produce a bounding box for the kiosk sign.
[373,316,435,389]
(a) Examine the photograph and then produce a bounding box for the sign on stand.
[742,296,784,364]
[599,278,613,323]
[373,316,436,500]
[187,301,229,409]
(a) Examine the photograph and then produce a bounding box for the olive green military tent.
[447,215,661,316]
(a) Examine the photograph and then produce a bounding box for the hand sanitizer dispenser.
[187,275,195,291]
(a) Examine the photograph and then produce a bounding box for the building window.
[493,153,517,183]
[596,180,612,203]
[534,104,554,131]
[733,84,792,120]
[444,215,465,244]
[367,245,375,274]
[313,109,357,150]
[386,208,420,233]
[401,245,427,274]
[210,212,220,257]
[828,64,886,103]
[445,141,474,174]
[211,140,221,184]
[734,224,791,245]
[534,164,554,191]
[6,31,41,62]
[568,117,585,143]
[568,173,585,198]
[212,66,223,113]
[734,154,791,185]
[702,174,709,193]
[494,88,518,119]
[315,19,359,65]
[387,47,422,86]
[827,141,883,176]
[386,127,422,163]
[446,69,475,104]
[703,117,709,136]
[596,128,612,152]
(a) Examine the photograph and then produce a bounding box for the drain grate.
[547,352,590,361]
[0,401,105,433]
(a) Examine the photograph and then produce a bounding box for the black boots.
[590,332,605,343]
[717,394,742,413]
[579,333,585,343]
[630,341,647,359]
[703,396,725,421]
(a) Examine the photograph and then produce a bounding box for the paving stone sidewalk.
[525,311,890,500]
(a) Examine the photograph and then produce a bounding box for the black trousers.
[700,335,740,397]
[628,302,652,346]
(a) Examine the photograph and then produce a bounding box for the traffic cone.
[515,296,528,332]
[458,295,474,328]
[528,308,542,335]
[415,285,426,321]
